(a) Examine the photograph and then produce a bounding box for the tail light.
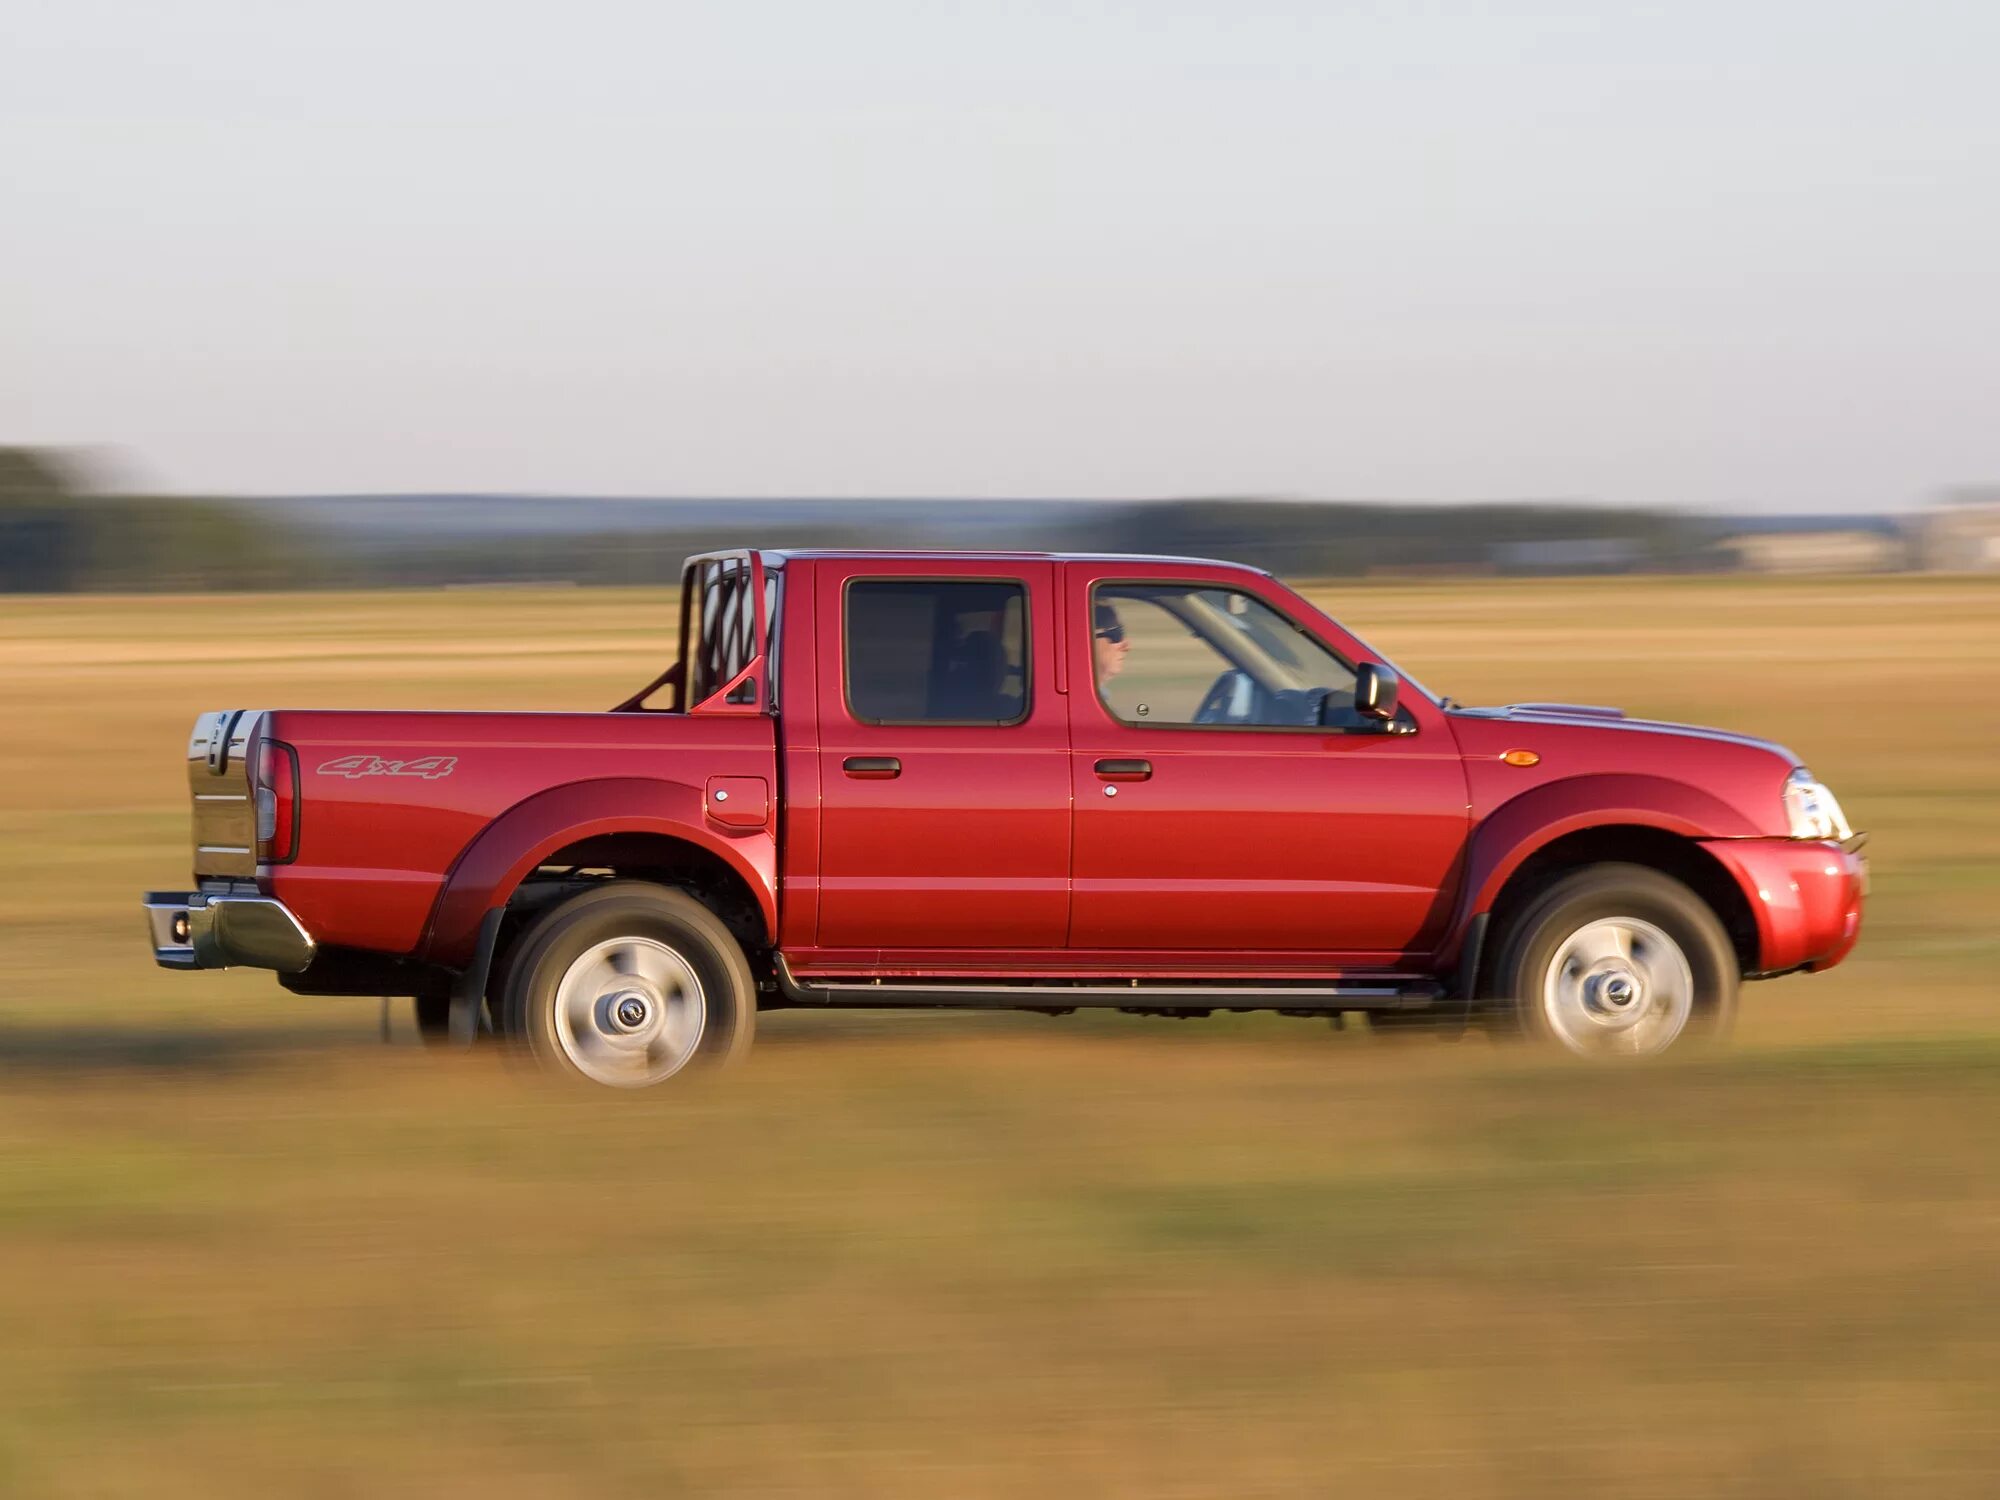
[255,737,300,864]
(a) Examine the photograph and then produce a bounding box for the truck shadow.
[754,1010,1071,1048]
[0,1022,380,1077]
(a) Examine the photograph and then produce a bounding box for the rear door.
[812,559,1070,951]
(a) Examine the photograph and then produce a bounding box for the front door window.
[1091,583,1359,730]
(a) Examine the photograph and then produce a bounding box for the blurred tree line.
[0,445,1713,593]
[0,448,298,591]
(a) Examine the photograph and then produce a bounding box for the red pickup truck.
[144,549,1866,1085]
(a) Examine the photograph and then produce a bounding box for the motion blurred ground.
[2,576,1996,1496]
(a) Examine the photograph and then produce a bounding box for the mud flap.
[448,907,505,1049]
[1445,911,1490,1038]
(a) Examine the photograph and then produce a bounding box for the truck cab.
[145,548,1867,1086]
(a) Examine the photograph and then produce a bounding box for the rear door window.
[844,579,1028,725]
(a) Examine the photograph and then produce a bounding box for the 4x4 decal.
[316,754,459,780]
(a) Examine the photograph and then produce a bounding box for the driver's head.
[1093,599,1129,681]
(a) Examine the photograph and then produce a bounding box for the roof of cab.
[749,548,1268,572]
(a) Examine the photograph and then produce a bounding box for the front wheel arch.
[1475,825,1759,995]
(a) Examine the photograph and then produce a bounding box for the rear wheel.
[501,883,756,1088]
[1491,863,1736,1059]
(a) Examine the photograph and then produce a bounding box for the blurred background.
[5,1,2000,1495]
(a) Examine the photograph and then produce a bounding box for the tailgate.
[186,709,265,881]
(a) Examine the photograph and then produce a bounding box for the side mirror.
[1354,662,1400,724]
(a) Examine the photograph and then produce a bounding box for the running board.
[772,956,1443,1012]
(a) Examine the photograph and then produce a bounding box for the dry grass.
[1,575,1997,1496]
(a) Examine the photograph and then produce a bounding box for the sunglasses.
[1094,624,1126,644]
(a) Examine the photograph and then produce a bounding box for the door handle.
[842,756,901,779]
[1094,758,1152,781]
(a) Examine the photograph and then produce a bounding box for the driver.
[1093,600,1130,681]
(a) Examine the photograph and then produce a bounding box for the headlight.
[1783,766,1852,841]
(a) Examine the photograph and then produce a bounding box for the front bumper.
[1698,835,1867,976]
[144,890,316,973]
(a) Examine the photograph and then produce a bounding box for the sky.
[3,0,1997,511]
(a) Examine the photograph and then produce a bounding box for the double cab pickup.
[143,549,1866,1086]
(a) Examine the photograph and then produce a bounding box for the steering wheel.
[1193,669,1255,724]
[1266,688,1328,727]
[1194,673,1345,728]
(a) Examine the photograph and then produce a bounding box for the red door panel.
[813,559,1070,950]
[1065,564,1469,956]
[1070,730,1468,951]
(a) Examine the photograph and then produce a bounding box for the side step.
[773,956,1443,1012]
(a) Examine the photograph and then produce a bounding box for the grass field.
[2,575,1998,1496]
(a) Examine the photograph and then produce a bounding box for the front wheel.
[500,883,756,1089]
[1491,864,1736,1059]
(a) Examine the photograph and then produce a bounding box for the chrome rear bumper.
[144,890,316,973]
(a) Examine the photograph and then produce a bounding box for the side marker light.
[1501,749,1540,767]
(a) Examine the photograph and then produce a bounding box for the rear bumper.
[143,890,316,974]
[1697,836,1867,976]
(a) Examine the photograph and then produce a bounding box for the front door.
[1065,564,1469,960]
[813,559,1071,952]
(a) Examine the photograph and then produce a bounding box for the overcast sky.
[4,0,1997,510]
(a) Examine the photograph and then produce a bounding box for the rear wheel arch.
[498,829,770,957]
[421,777,778,969]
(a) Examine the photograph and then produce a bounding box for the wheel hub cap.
[1542,916,1694,1057]
[1584,967,1643,1026]
[552,937,706,1087]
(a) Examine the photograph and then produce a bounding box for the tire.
[500,882,756,1089]
[1490,863,1736,1059]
